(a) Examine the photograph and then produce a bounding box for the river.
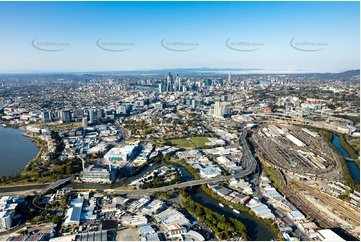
[257,80,269,86]
[0,126,39,177]
[331,134,360,182]
[136,85,159,93]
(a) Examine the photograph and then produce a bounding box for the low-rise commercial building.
[104,142,141,164]
[199,167,221,178]
[122,215,148,226]
[64,199,84,226]
[80,165,115,184]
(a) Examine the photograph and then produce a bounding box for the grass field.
[49,122,83,132]
[189,137,211,147]
[169,137,210,149]
[170,139,194,148]
[26,122,83,132]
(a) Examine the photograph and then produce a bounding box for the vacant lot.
[116,228,138,241]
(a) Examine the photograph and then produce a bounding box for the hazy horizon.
[0,67,359,76]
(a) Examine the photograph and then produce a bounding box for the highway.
[108,160,256,195]
[242,128,310,241]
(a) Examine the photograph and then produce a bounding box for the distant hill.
[333,69,360,78]
[310,69,360,81]
[337,69,360,77]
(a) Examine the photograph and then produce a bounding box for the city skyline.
[0,1,359,73]
[0,69,359,241]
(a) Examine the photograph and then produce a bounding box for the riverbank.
[0,129,82,186]
[176,160,280,239]
[312,128,359,189]
[0,126,40,180]
[331,134,360,183]
[0,132,46,186]
[189,185,276,241]
[339,134,360,169]
[200,184,282,239]
[331,133,359,187]
[179,187,250,241]
[0,182,50,189]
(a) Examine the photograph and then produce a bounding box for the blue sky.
[0,1,359,73]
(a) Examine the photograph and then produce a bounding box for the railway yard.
[252,123,360,239]
[253,124,343,180]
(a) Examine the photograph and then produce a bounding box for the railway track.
[292,180,360,224]
[276,169,336,228]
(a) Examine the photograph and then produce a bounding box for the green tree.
[52,216,61,223]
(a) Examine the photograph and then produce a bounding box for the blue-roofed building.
[138,225,155,235]
[264,187,283,200]
[70,198,84,207]
[64,198,84,226]
[288,210,306,223]
[64,206,82,225]
[199,167,221,178]
[146,233,160,241]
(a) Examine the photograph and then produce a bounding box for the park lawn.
[190,137,211,147]
[169,137,210,149]
[170,138,194,149]
[49,122,83,132]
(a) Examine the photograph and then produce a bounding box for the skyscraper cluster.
[159,72,184,93]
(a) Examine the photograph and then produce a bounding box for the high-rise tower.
[214,102,223,118]
[166,72,173,92]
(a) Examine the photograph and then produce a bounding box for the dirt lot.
[116,228,139,241]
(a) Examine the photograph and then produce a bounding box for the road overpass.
[106,163,256,196]
[0,177,71,198]
[39,177,71,195]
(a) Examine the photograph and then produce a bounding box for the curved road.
[108,164,256,196]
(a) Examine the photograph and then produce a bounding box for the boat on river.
[219,203,224,207]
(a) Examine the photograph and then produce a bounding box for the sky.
[0,1,359,73]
